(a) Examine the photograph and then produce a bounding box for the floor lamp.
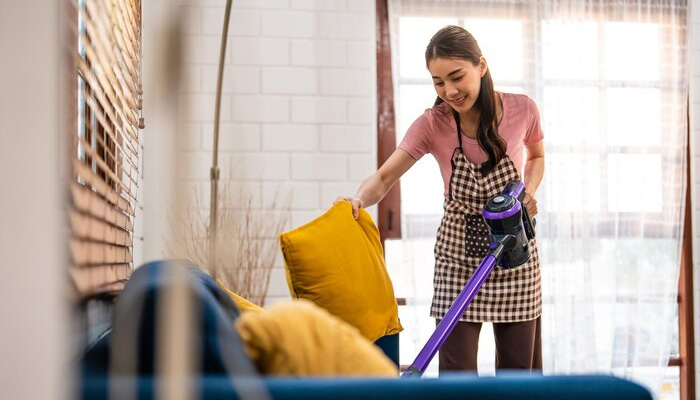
[208,0,233,279]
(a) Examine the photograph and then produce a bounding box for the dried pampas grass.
[169,182,290,307]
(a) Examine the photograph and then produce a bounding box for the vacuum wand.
[401,181,535,378]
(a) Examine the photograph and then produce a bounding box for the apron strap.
[448,111,465,202]
[448,147,460,201]
[452,110,464,150]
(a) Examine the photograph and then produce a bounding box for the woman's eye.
[453,75,464,82]
[434,82,444,87]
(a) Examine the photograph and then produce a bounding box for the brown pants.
[437,316,542,373]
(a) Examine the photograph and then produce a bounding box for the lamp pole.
[209,0,233,279]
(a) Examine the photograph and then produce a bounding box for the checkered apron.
[430,117,541,323]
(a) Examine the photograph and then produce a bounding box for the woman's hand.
[522,191,538,217]
[335,196,364,219]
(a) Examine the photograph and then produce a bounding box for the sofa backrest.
[82,260,257,377]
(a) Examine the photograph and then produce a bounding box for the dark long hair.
[425,25,506,175]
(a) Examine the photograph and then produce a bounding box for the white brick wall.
[262,124,319,152]
[176,0,377,305]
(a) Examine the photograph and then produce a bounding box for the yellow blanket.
[235,299,398,376]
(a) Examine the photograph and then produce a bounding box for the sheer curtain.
[385,0,689,395]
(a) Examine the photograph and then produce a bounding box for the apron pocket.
[464,215,490,258]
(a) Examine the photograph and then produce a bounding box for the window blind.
[71,0,143,298]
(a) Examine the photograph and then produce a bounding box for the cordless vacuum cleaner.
[401,181,536,378]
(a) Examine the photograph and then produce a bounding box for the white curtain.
[386,0,689,396]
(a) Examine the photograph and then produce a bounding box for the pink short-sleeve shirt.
[399,92,544,196]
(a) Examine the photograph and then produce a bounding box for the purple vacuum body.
[401,181,536,378]
[482,181,536,268]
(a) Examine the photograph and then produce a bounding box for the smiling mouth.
[450,96,466,104]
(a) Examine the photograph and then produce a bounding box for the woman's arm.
[339,148,417,219]
[522,140,544,216]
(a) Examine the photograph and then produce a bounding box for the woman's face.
[427,57,486,115]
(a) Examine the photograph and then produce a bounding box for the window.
[70,0,143,306]
[393,17,682,231]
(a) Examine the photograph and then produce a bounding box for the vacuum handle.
[503,181,536,239]
[503,181,526,202]
[522,205,536,239]
[517,183,537,240]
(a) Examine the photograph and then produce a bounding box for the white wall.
[140,0,378,304]
[139,0,184,265]
[0,2,67,399]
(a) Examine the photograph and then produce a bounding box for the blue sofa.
[80,261,652,400]
[82,374,652,400]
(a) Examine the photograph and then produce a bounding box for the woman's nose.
[444,82,458,97]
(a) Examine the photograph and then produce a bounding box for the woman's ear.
[479,57,488,78]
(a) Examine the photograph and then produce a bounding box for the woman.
[339,25,545,373]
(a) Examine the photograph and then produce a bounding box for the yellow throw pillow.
[216,279,263,313]
[235,299,398,376]
[279,201,402,342]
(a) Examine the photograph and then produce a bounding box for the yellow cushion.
[235,299,398,376]
[216,279,263,313]
[279,201,402,342]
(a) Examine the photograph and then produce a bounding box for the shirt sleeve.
[524,97,544,145]
[398,110,433,161]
